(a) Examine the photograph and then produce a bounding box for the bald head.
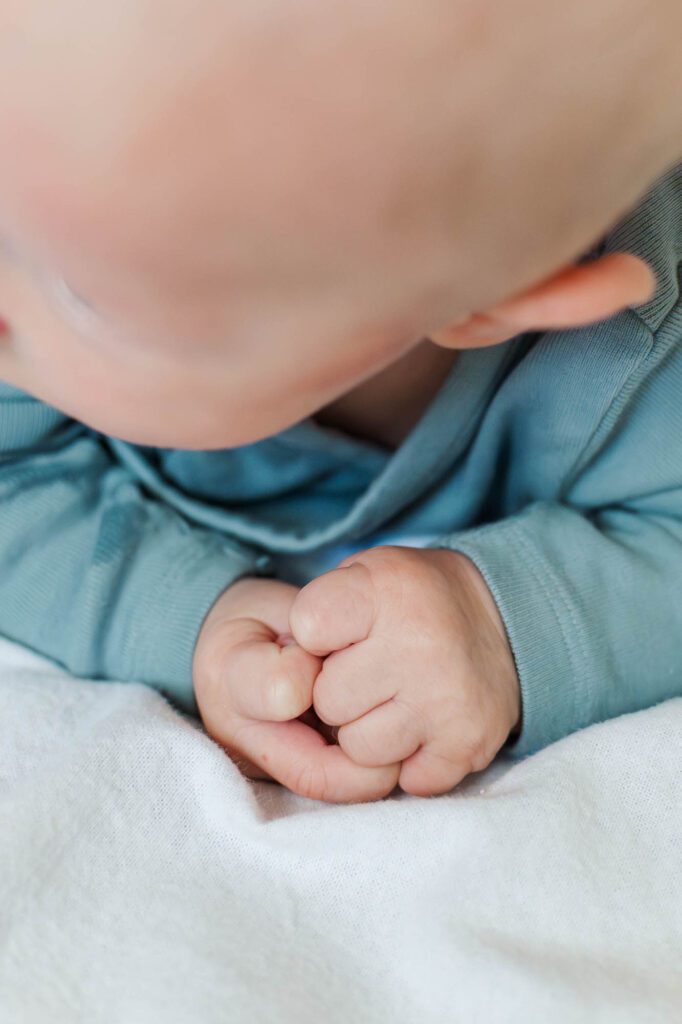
[0,0,678,445]
[3,0,679,325]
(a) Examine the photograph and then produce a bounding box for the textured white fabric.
[1,635,681,1024]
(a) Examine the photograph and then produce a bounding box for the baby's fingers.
[232,717,400,804]
[290,562,376,657]
[225,621,321,722]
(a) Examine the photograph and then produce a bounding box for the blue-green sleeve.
[0,382,262,712]
[438,317,682,757]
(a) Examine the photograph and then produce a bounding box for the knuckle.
[337,766,400,804]
[399,745,464,797]
[398,755,441,797]
[289,592,323,650]
[338,724,379,768]
[398,772,431,798]
[384,764,402,793]
[312,668,345,726]
[462,729,492,775]
[367,766,401,801]
[395,695,431,741]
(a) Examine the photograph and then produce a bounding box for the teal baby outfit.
[1,168,681,757]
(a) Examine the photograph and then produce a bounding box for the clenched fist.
[290,547,521,797]
[194,546,520,802]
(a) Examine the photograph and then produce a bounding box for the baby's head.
[0,0,655,448]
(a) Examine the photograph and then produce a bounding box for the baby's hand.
[193,577,400,803]
[289,548,521,797]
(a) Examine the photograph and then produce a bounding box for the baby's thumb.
[289,562,376,657]
[222,623,319,723]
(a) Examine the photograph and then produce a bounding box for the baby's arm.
[0,382,395,802]
[0,382,256,710]
[439,323,682,758]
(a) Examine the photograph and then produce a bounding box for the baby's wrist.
[433,548,521,735]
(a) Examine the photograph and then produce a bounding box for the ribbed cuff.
[117,538,268,715]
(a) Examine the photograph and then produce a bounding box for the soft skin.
[0,0,679,447]
[193,548,520,802]
[0,0,667,800]
[290,548,521,798]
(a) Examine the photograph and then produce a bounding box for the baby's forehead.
[0,2,521,339]
[0,5,289,260]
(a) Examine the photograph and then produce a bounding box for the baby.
[1,1,681,802]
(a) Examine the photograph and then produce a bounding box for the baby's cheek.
[14,324,200,447]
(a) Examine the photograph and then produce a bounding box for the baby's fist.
[289,547,520,797]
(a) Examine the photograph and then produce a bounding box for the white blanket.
[1,636,680,1024]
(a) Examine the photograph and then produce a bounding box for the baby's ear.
[431,253,656,349]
